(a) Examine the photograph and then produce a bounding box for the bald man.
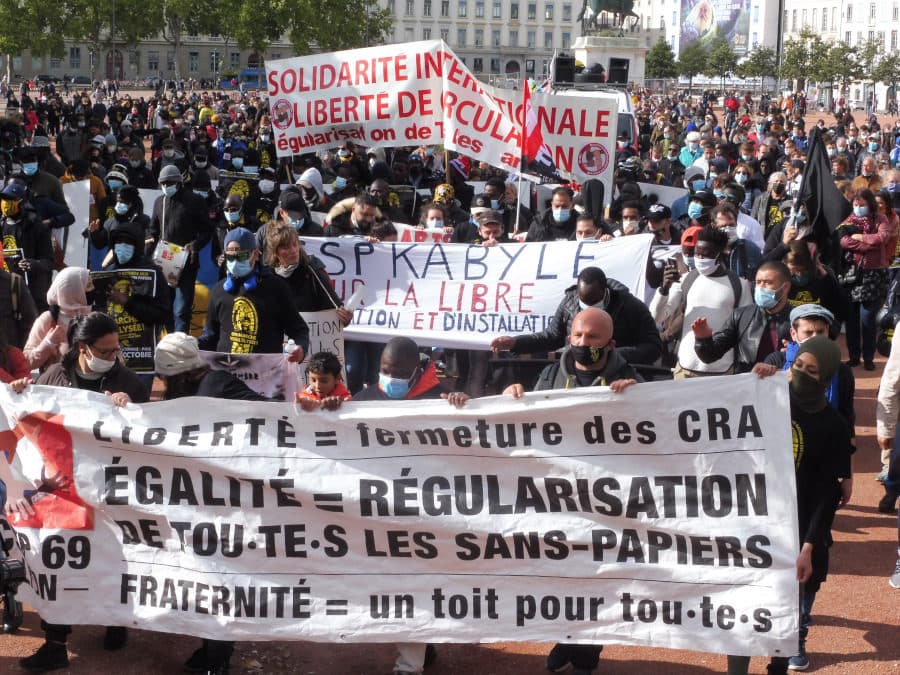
[504,307,642,674]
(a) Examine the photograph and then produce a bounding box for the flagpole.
[516,78,528,236]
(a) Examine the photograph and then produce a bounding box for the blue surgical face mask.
[108,179,124,191]
[226,259,253,278]
[734,172,748,185]
[683,255,695,270]
[194,189,209,198]
[114,242,135,263]
[552,207,570,222]
[260,134,270,143]
[225,210,241,223]
[114,201,130,216]
[290,218,305,231]
[853,205,869,217]
[869,142,879,152]
[691,179,707,192]
[708,172,718,180]
[244,165,259,175]
[163,184,178,198]
[490,198,500,210]
[379,372,413,399]
[687,202,704,220]
[22,162,38,176]
[334,176,348,189]
[231,157,244,170]
[756,124,765,132]
[754,284,782,309]
[688,142,699,152]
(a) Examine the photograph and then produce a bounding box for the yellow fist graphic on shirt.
[230,296,259,353]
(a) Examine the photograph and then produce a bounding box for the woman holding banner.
[15,312,148,672]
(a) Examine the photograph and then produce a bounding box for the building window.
[492,28,501,45]
[459,0,467,16]
[424,0,432,14]
[490,57,501,72]
[166,51,176,71]
[189,51,199,73]
[511,2,519,18]
[493,1,502,17]
[69,47,81,69]
[129,50,140,69]
[561,31,570,48]
[832,7,837,28]
[846,4,852,20]
[545,3,553,19]
[822,10,827,29]
[527,29,536,47]
[845,30,851,43]
[458,27,467,45]
[423,27,432,39]
[562,3,571,20]
[230,51,241,68]
[528,2,536,19]
[673,10,677,25]
[473,57,483,72]
[869,30,875,41]
[752,31,758,46]
[544,30,553,47]
[50,56,62,69]
[870,3,876,19]
[209,50,221,73]
[387,0,395,12]
[475,28,484,45]
[406,0,415,14]
[895,4,899,20]
[801,9,806,26]
[893,30,898,49]
[405,27,415,41]
[525,58,535,74]
[476,0,484,16]
[752,5,758,22]
[812,8,817,27]
[510,29,519,46]
[791,9,797,30]
[440,28,449,40]
[441,0,449,15]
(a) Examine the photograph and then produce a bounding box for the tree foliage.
[0,0,71,77]
[736,46,776,80]
[285,0,393,54]
[677,40,707,93]
[873,51,900,87]
[645,38,678,80]
[704,36,737,92]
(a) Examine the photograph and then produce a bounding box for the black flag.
[795,126,851,233]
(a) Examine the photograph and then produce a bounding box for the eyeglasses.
[89,344,120,359]
[224,251,252,262]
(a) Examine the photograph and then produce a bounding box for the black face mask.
[571,343,609,368]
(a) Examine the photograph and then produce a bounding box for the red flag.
[522,82,562,180]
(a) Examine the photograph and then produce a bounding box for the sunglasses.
[224,251,252,262]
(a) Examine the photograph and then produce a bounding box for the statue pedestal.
[573,30,662,85]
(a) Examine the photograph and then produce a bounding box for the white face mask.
[259,179,276,194]
[85,346,116,373]
[274,263,298,278]
[694,257,718,276]
[622,219,640,234]
[723,225,738,243]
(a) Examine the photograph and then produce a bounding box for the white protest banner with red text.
[302,235,652,348]
[487,85,617,197]
[267,41,521,172]
[393,222,453,244]
[0,374,798,654]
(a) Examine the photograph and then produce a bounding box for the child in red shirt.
[295,351,352,411]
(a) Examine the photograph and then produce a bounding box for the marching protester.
[23,266,92,370]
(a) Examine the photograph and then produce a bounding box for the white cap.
[154,332,205,376]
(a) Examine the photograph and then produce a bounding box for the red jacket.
[0,346,30,382]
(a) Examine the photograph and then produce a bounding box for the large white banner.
[303,234,653,348]
[266,41,521,172]
[0,375,798,654]
[61,181,91,267]
[488,86,617,199]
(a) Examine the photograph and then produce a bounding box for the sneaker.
[878,493,898,514]
[788,652,810,670]
[877,465,889,482]
[103,626,128,650]
[845,358,860,367]
[864,361,877,371]
[19,641,69,673]
[890,558,900,589]
[546,644,571,672]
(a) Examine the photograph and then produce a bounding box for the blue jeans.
[344,340,384,395]
[170,263,198,334]
[845,297,881,362]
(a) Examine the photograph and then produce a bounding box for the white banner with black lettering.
[304,234,653,348]
[0,374,798,654]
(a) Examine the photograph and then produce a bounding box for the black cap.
[278,189,307,220]
[647,203,671,221]
[692,189,718,208]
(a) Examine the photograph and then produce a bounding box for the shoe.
[19,641,69,672]
[424,644,438,668]
[878,493,898,514]
[184,647,209,672]
[890,558,900,589]
[845,358,860,367]
[788,648,810,670]
[864,360,876,371]
[103,626,128,650]
[546,643,571,672]
[877,465,889,482]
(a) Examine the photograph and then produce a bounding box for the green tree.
[826,41,862,97]
[704,36,737,95]
[64,0,160,81]
[873,51,900,89]
[0,0,71,80]
[160,0,219,80]
[645,38,678,80]
[285,0,393,54]
[677,40,707,95]
[779,35,811,89]
[736,46,776,82]
[230,0,289,88]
